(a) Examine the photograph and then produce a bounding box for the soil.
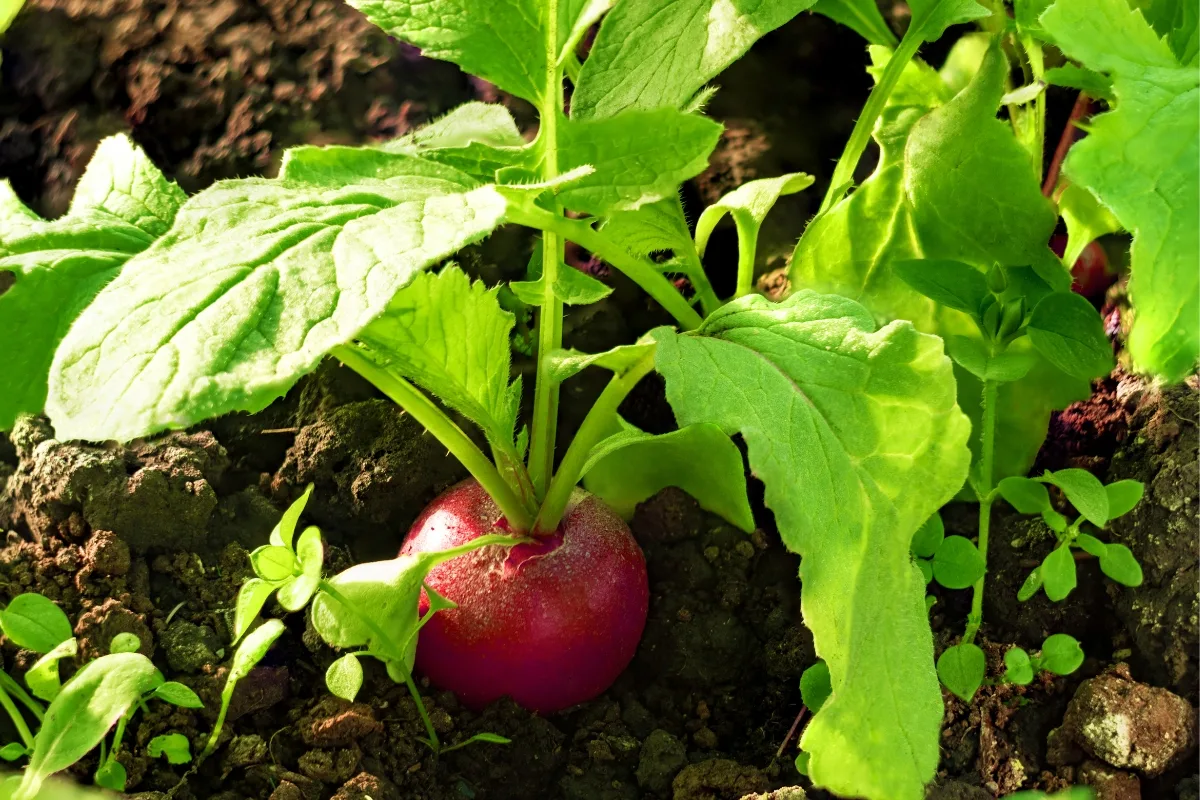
[1,2,1198,799]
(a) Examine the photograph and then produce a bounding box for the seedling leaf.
[234,579,278,643]
[1099,543,1143,586]
[93,760,126,792]
[694,172,815,267]
[1104,479,1144,520]
[26,638,77,701]
[269,485,313,549]
[0,593,73,653]
[1038,633,1084,675]
[326,654,364,702]
[153,681,204,709]
[937,643,986,701]
[1017,567,1043,601]
[147,733,192,765]
[582,419,755,532]
[932,536,987,589]
[997,476,1052,514]
[108,632,141,654]
[0,743,27,762]
[1041,468,1109,526]
[652,290,971,799]
[799,661,832,713]
[250,546,297,583]
[1074,533,1108,558]
[911,513,945,559]
[230,619,287,684]
[1004,647,1034,685]
[1026,292,1114,381]
[1041,545,1078,601]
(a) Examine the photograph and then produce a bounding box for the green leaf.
[269,484,313,549]
[233,579,277,643]
[0,594,73,653]
[791,45,1088,485]
[147,733,192,765]
[908,0,991,42]
[277,526,324,611]
[1074,532,1108,558]
[651,290,971,799]
[153,681,204,709]
[1041,545,1078,601]
[229,619,286,685]
[510,265,613,306]
[294,526,325,579]
[573,0,816,119]
[555,109,722,215]
[1099,543,1143,586]
[811,0,897,45]
[94,760,127,792]
[997,476,1052,514]
[250,546,297,583]
[582,419,755,531]
[799,660,833,712]
[893,259,990,318]
[1045,64,1115,100]
[1017,566,1043,601]
[946,335,989,379]
[26,638,77,702]
[108,632,141,654]
[1026,292,1114,381]
[326,653,364,702]
[559,0,613,62]
[373,104,533,183]
[1058,184,1122,267]
[694,172,814,268]
[48,160,507,443]
[0,136,186,430]
[1041,468,1109,526]
[357,266,523,465]
[0,0,23,34]
[15,653,162,800]
[932,535,986,589]
[1041,0,1198,381]
[937,643,986,701]
[544,340,656,384]
[1129,0,1198,63]
[1042,507,1069,533]
[347,0,548,104]
[602,194,699,260]
[1105,479,1144,520]
[1038,633,1084,675]
[1003,647,1034,685]
[918,558,934,584]
[911,513,945,559]
[0,743,27,762]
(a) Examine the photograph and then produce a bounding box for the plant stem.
[1042,91,1091,196]
[0,679,34,750]
[107,714,129,766]
[334,345,535,532]
[0,671,43,722]
[1023,37,1046,176]
[509,206,704,330]
[534,352,657,533]
[964,377,999,645]
[734,216,758,299]
[527,1,565,502]
[317,582,441,752]
[817,32,922,215]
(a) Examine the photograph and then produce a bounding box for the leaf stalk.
[963,376,998,645]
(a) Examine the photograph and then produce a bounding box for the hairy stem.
[509,206,704,330]
[534,351,657,533]
[334,345,535,531]
[964,377,999,645]
[527,2,565,502]
[0,678,34,750]
[0,671,43,722]
[818,33,922,215]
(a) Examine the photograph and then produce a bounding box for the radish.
[401,479,650,713]
[1050,234,1113,301]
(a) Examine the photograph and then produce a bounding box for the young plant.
[203,619,285,760]
[234,486,516,753]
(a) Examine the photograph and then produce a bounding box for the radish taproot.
[401,479,649,713]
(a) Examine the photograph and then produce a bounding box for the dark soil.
[1,2,1198,799]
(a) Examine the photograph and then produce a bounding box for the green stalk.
[1022,35,1046,175]
[534,352,656,533]
[527,1,565,502]
[733,216,758,299]
[817,32,923,216]
[0,671,43,722]
[333,345,535,532]
[963,377,999,645]
[317,582,441,752]
[508,206,704,330]
[0,679,34,750]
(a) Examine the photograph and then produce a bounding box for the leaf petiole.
[0,680,34,751]
[963,376,998,645]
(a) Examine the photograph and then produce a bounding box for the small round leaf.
[1099,543,1143,587]
[147,732,192,765]
[1003,647,1034,685]
[799,660,831,713]
[917,558,933,585]
[94,760,127,792]
[912,514,945,558]
[937,643,986,702]
[109,632,141,654]
[326,654,364,702]
[1041,545,1078,602]
[0,594,73,653]
[1039,633,1084,675]
[932,536,986,590]
[250,546,297,582]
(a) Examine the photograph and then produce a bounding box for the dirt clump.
[672,758,769,800]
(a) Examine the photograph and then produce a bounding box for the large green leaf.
[811,0,897,45]
[0,136,185,430]
[652,291,971,800]
[47,155,506,442]
[15,653,162,800]
[790,43,1089,482]
[348,0,549,104]
[375,103,536,183]
[572,0,817,119]
[1041,0,1199,381]
[556,108,722,215]
[356,266,523,462]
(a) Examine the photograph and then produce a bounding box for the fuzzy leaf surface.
[0,136,185,430]
[652,291,970,800]
[47,156,506,443]
[572,0,817,119]
[1042,0,1199,380]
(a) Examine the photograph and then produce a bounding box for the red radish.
[1050,234,1113,301]
[401,479,649,713]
